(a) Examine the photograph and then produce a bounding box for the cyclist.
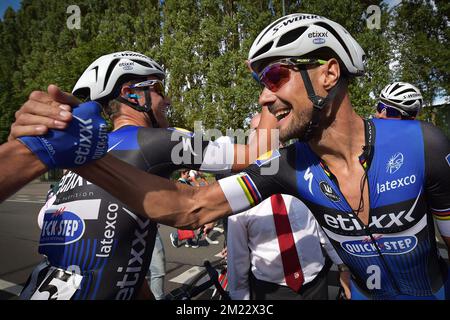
[375,82,423,120]
[14,51,277,299]
[227,113,345,300]
[65,14,449,300]
[20,51,173,300]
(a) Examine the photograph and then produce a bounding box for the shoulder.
[418,120,449,147]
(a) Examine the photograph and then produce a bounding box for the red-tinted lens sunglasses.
[252,58,327,92]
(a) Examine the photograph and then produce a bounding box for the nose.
[258,87,277,108]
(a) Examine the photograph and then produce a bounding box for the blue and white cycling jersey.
[219,119,450,299]
[22,126,232,300]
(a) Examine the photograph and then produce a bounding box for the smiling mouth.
[273,108,292,121]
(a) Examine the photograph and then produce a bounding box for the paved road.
[0,181,448,300]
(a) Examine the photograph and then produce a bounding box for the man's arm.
[74,143,292,229]
[10,85,278,175]
[74,154,233,228]
[0,85,76,202]
[0,140,47,202]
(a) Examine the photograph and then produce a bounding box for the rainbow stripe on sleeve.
[236,174,262,207]
[432,208,450,221]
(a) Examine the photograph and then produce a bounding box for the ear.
[322,58,341,90]
[121,85,131,97]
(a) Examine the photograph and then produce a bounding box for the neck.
[308,93,365,166]
[112,106,153,131]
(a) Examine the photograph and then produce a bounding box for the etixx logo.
[319,181,340,202]
[119,61,134,71]
[386,152,404,174]
[308,31,328,45]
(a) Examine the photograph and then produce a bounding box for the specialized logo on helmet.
[403,93,421,99]
[272,15,323,35]
[341,235,417,257]
[113,52,149,59]
[386,152,404,174]
[319,181,340,202]
[40,209,85,246]
[119,61,134,71]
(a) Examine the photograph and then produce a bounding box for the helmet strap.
[116,87,160,128]
[299,69,343,141]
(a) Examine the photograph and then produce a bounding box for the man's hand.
[9,85,80,140]
[202,222,216,235]
[338,265,351,299]
[18,101,109,169]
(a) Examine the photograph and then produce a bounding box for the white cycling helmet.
[248,13,366,76]
[379,82,423,117]
[72,51,165,104]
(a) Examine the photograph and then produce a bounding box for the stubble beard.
[279,107,314,142]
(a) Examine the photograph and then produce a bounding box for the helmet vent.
[403,100,415,106]
[133,60,152,68]
[314,22,354,65]
[396,88,416,96]
[389,82,402,94]
[252,41,274,61]
[277,26,308,47]
[103,59,120,91]
[73,87,90,101]
[93,66,98,82]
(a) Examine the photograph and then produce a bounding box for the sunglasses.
[376,102,415,119]
[252,58,327,92]
[129,79,165,97]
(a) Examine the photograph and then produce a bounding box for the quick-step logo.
[40,208,85,246]
[341,235,417,257]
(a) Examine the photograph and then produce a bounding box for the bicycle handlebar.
[203,260,230,300]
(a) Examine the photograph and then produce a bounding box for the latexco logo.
[376,174,416,194]
[386,152,404,174]
[319,181,340,202]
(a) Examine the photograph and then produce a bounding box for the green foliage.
[0,0,448,143]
